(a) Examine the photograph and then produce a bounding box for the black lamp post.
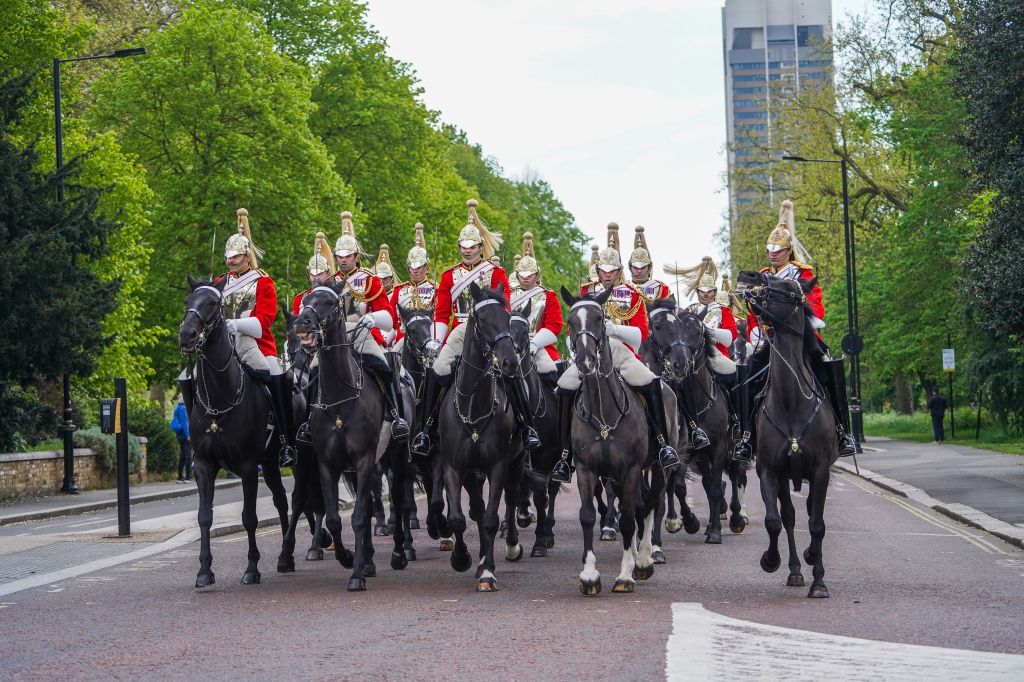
[782,155,864,451]
[54,46,146,494]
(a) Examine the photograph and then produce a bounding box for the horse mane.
[648,296,677,312]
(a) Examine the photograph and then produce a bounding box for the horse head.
[560,285,612,376]
[468,281,518,377]
[647,295,693,380]
[293,278,346,344]
[509,299,532,363]
[397,303,435,364]
[180,274,227,353]
[736,270,808,337]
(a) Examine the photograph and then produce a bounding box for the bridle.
[298,286,366,411]
[567,299,629,439]
[510,312,546,418]
[647,306,691,382]
[181,285,245,422]
[567,300,613,379]
[454,297,515,432]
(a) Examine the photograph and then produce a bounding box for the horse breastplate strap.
[511,287,547,328]
[221,271,261,319]
[399,280,436,310]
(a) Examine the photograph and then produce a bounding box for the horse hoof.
[683,515,701,535]
[705,532,722,545]
[339,549,355,569]
[476,577,498,592]
[391,551,408,570]
[633,564,654,581]
[530,545,547,558]
[652,549,667,565]
[578,578,601,596]
[787,574,805,587]
[729,518,747,534]
[409,517,420,530]
[195,573,215,589]
[318,528,333,548]
[439,538,455,552]
[803,548,818,565]
[516,512,535,529]
[240,571,261,585]
[450,551,472,573]
[276,558,295,573]
[306,548,324,561]
[373,525,388,537]
[363,561,377,578]
[543,536,555,549]
[808,584,830,599]
[665,518,683,534]
[760,552,781,574]
[426,521,440,540]
[404,547,417,562]
[475,564,485,579]
[612,579,635,593]
[347,577,366,592]
[505,543,524,562]
[600,528,616,542]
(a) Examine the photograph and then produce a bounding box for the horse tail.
[341,471,357,498]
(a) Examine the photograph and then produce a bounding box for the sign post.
[943,338,955,438]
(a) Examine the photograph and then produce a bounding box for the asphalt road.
[0,468,1021,681]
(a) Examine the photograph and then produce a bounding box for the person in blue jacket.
[170,397,192,483]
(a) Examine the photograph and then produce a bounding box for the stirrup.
[838,432,857,457]
[278,443,296,468]
[410,431,431,457]
[690,423,711,450]
[550,455,573,483]
[732,439,753,463]
[296,421,312,446]
[658,444,681,471]
[390,416,410,442]
[523,426,541,450]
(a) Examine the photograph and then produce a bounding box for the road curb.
[0,479,244,527]
[835,461,1024,550]
[207,498,357,538]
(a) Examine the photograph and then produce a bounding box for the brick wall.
[0,439,148,501]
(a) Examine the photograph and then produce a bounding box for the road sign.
[942,348,955,372]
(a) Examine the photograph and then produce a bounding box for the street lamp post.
[54,46,146,494]
[782,154,864,451]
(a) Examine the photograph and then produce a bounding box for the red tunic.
[747,262,824,340]
[332,268,395,347]
[580,281,648,356]
[511,286,563,361]
[435,261,511,340]
[292,289,309,316]
[719,305,739,357]
[215,271,278,356]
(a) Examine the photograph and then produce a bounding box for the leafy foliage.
[130,402,179,474]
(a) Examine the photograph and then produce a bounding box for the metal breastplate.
[695,302,722,329]
[512,287,547,328]
[221,275,259,319]
[398,280,437,310]
[338,268,372,320]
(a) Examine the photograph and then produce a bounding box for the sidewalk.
[841,436,1024,548]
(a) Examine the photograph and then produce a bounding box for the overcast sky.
[366,0,873,290]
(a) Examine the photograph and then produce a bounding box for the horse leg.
[466,476,487,565]
[613,469,641,593]
[664,469,683,534]
[346,459,374,591]
[701,466,724,544]
[576,467,601,596]
[389,455,409,571]
[477,463,507,592]
[433,456,454,548]
[194,460,217,588]
[759,469,783,574]
[728,460,749,534]
[371,467,388,537]
[678,474,701,534]
[319,463,354,572]
[531,473,550,557]
[240,471,262,585]
[278,464,304,572]
[806,467,831,598]
[600,479,617,542]
[405,473,420,530]
[648,467,667,565]
[542,480,559,548]
[444,465,472,573]
[778,480,804,587]
[503,460,524,565]
[516,481,534,529]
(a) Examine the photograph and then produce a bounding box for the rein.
[453,298,512,438]
[510,314,547,419]
[182,290,245,426]
[568,301,629,440]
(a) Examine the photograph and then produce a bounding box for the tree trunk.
[149,383,166,412]
[894,374,913,414]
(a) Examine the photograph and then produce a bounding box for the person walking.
[927,389,949,444]
[170,397,192,482]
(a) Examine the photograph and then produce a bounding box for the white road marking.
[667,603,1024,681]
[65,519,115,528]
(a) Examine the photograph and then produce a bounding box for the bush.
[0,381,57,452]
[130,402,179,474]
[73,426,142,474]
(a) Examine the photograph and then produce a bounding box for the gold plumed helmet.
[766,199,812,263]
[596,222,622,272]
[588,244,600,281]
[307,231,335,276]
[628,225,652,267]
[458,199,503,259]
[515,231,539,277]
[664,255,719,297]
[716,273,732,307]
[407,222,429,269]
[334,211,361,257]
[224,208,264,269]
[374,244,395,279]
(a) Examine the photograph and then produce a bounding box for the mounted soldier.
[628,225,671,303]
[316,211,409,441]
[390,222,438,349]
[509,231,563,385]
[183,208,298,467]
[732,199,857,462]
[410,199,540,456]
[291,231,335,315]
[550,222,682,483]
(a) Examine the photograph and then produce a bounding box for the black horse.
[293,280,409,591]
[736,270,839,598]
[437,282,524,592]
[397,304,455,552]
[560,286,670,595]
[508,300,562,557]
[178,275,290,588]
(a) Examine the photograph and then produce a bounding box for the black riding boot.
[731,372,754,463]
[539,370,560,387]
[550,387,576,483]
[677,384,710,451]
[819,357,858,457]
[411,368,446,457]
[267,373,297,468]
[638,378,682,472]
[364,355,410,442]
[178,377,195,417]
[506,375,541,450]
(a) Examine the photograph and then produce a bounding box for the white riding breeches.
[557,337,655,391]
[533,348,557,374]
[433,323,467,377]
[234,334,283,376]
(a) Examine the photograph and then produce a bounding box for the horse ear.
[469,281,482,300]
[327,277,345,294]
[187,273,202,291]
[666,294,676,310]
[799,276,818,294]
[496,281,505,298]
[397,303,409,321]
[559,286,577,307]
[594,286,613,307]
[214,275,227,293]
[283,307,296,327]
[521,299,532,320]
